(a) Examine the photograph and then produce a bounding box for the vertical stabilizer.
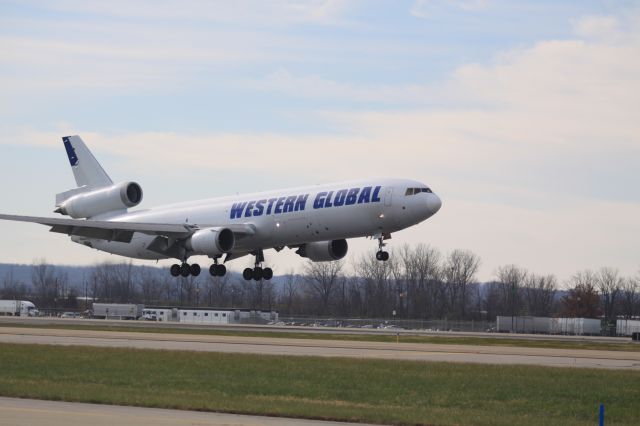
[62,135,113,188]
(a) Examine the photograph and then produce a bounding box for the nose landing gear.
[375,234,390,262]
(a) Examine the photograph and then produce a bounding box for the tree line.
[1,245,639,321]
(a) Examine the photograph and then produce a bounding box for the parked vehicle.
[0,300,39,317]
[92,303,144,320]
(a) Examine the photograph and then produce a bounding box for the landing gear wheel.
[217,264,227,277]
[190,264,201,277]
[170,264,181,277]
[376,251,390,261]
[209,264,227,277]
[243,268,253,281]
[263,267,273,281]
[252,267,263,281]
[180,263,191,277]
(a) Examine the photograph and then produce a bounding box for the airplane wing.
[0,214,255,244]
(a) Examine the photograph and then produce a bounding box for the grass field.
[0,343,638,425]
[2,321,639,352]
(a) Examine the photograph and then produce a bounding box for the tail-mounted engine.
[55,182,143,219]
[296,239,348,262]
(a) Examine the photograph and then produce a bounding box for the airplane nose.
[426,194,442,215]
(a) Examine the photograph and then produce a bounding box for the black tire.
[170,264,181,277]
[263,267,273,281]
[209,265,218,276]
[217,264,227,277]
[252,267,263,281]
[180,264,191,277]
[190,264,201,276]
[243,268,253,281]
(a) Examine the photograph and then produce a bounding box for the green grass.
[2,321,639,352]
[0,343,638,425]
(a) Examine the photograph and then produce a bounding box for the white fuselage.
[75,178,441,262]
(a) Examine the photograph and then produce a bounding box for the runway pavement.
[1,326,639,369]
[0,397,375,426]
[0,316,631,343]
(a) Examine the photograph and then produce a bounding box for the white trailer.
[92,303,144,319]
[0,300,38,317]
[617,319,640,337]
[496,316,550,333]
[141,308,172,322]
[179,309,231,325]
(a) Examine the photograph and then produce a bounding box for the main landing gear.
[375,235,390,262]
[170,261,227,278]
[242,250,273,281]
[170,263,201,277]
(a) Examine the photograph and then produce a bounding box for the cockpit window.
[405,187,433,196]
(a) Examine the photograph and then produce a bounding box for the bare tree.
[619,277,638,319]
[280,271,299,315]
[304,261,343,315]
[138,267,163,305]
[206,273,231,307]
[442,250,481,319]
[32,259,63,308]
[561,270,601,318]
[398,244,442,319]
[522,274,557,316]
[1,267,28,300]
[597,267,622,321]
[355,255,395,318]
[495,265,528,317]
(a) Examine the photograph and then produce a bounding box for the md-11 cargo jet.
[0,136,441,281]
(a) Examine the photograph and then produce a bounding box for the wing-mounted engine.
[55,181,143,219]
[296,239,348,262]
[185,228,235,256]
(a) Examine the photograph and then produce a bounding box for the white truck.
[92,303,144,320]
[0,300,39,317]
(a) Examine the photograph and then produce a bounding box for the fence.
[277,317,495,332]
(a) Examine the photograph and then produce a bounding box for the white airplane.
[0,136,442,280]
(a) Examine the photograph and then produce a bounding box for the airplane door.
[384,187,393,206]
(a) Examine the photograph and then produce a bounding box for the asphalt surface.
[0,316,631,343]
[0,397,375,426]
[1,326,639,370]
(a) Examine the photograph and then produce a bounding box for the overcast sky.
[0,0,638,283]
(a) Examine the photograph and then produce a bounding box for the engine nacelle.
[296,239,348,262]
[186,228,235,256]
[56,182,143,219]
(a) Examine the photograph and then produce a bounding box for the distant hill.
[0,263,286,291]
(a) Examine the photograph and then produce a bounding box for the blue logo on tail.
[63,137,79,166]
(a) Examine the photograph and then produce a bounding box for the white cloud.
[573,15,619,39]
[410,0,489,18]
[17,0,355,26]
